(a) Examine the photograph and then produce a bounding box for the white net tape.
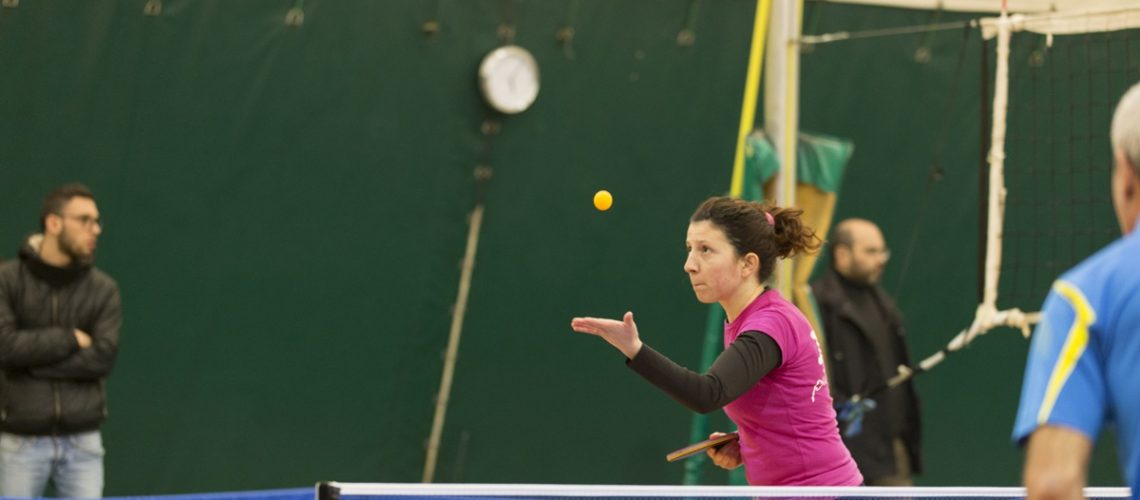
[318,482,1131,499]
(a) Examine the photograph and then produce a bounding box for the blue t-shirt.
[1013,221,1140,489]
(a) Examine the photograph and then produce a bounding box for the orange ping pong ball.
[593,190,613,211]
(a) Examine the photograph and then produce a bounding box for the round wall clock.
[478,45,540,114]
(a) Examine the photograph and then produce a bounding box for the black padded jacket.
[812,267,921,480]
[0,236,121,435]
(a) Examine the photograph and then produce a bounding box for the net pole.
[682,305,725,485]
[764,0,801,298]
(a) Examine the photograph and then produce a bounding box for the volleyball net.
[833,6,1140,429]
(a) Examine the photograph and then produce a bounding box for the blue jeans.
[0,431,104,498]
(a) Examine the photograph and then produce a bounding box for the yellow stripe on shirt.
[1036,280,1097,424]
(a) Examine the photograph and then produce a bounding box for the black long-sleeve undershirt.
[626,331,782,414]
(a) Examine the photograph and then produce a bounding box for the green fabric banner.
[745,131,854,194]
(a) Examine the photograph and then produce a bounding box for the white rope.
[982,13,1011,312]
[883,306,1037,390]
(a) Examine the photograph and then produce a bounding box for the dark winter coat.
[0,236,121,435]
[813,267,922,480]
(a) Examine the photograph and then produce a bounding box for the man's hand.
[74,329,92,349]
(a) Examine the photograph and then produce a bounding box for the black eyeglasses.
[862,246,891,259]
[837,243,891,260]
[56,213,102,229]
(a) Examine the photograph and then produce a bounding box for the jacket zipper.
[51,293,62,434]
[100,380,108,418]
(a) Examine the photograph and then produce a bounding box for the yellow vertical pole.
[729,0,772,199]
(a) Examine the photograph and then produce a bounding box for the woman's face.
[684,220,749,304]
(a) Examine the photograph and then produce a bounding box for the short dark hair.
[41,183,95,231]
[829,224,855,261]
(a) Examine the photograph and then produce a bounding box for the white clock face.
[479,46,540,114]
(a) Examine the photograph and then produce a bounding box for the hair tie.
[764,211,775,226]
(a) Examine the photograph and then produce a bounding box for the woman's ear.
[741,252,760,277]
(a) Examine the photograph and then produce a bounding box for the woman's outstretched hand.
[570,311,644,359]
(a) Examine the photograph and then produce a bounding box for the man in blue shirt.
[1013,82,1140,498]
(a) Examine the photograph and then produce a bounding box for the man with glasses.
[812,218,921,486]
[0,183,121,498]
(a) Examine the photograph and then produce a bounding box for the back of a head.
[1111,82,1140,176]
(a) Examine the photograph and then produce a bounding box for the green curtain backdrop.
[0,0,1122,495]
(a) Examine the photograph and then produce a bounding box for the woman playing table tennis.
[571,196,862,486]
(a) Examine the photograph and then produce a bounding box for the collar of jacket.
[18,234,92,288]
[818,267,900,338]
